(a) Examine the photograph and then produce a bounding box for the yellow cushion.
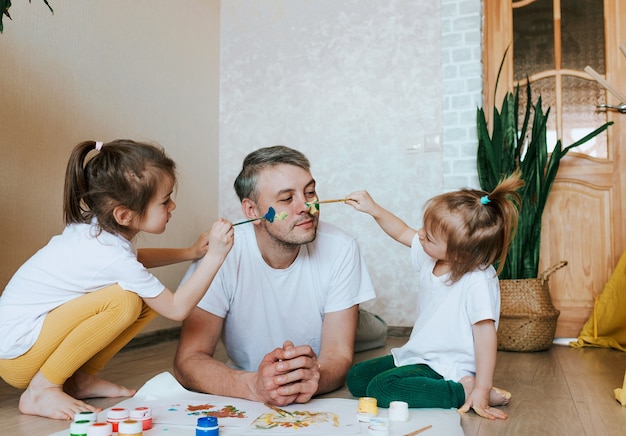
[570,249,626,351]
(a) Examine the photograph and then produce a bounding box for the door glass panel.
[562,75,608,158]
[513,0,554,81]
[518,77,558,147]
[512,0,608,158]
[561,0,605,73]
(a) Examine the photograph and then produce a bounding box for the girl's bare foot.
[19,371,101,420]
[64,370,136,399]
[460,376,511,406]
[490,386,512,406]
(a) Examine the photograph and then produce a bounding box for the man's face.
[254,164,319,246]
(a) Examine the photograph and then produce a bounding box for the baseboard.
[123,326,181,350]
[123,325,411,351]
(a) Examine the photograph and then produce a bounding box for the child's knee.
[97,286,144,323]
[114,289,144,320]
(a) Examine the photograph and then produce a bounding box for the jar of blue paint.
[196,416,219,435]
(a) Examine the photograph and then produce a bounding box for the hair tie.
[480,195,491,205]
[95,141,104,151]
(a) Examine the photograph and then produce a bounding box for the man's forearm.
[174,353,258,401]
[316,355,353,396]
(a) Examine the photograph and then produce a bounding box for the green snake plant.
[477,81,613,280]
[1,0,53,33]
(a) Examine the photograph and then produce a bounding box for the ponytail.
[63,141,99,225]
[484,170,523,276]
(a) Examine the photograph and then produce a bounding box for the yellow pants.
[0,284,156,388]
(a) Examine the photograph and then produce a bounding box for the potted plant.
[476,64,613,351]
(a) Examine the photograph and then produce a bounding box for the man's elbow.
[172,352,192,388]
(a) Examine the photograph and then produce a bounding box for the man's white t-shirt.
[0,221,165,359]
[391,233,500,382]
[183,221,376,372]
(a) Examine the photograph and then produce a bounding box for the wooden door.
[483,0,626,338]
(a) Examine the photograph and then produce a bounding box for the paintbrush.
[264,403,295,417]
[404,424,433,436]
[306,198,352,206]
[233,207,287,226]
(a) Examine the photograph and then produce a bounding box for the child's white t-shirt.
[391,233,500,382]
[182,221,376,372]
[0,221,165,359]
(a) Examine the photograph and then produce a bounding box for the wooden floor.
[2,336,626,435]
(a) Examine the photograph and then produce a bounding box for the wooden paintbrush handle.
[314,198,352,204]
[404,424,433,436]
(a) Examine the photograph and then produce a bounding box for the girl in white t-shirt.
[345,172,522,421]
[0,140,233,420]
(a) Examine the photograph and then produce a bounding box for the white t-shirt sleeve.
[109,256,165,298]
[192,258,231,318]
[465,271,500,326]
[410,233,427,273]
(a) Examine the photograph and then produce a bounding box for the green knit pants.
[346,355,466,409]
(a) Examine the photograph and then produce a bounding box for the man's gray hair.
[234,145,311,202]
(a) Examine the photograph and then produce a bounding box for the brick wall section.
[441,0,483,190]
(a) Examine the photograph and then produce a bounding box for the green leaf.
[1,0,12,33]
[1,0,53,34]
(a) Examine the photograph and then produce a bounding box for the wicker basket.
[497,261,567,352]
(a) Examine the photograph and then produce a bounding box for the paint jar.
[368,417,391,435]
[196,416,219,435]
[388,400,410,422]
[86,422,113,436]
[117,419,143,436]
[357,397,378,422]
[130,406,153,430]
[106,407,129,432]
[69,419,91,436]
[368,423,391,436]
[74,410,97,423]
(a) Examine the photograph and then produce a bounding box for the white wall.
[441,0,483,191]
[0,1,221,333]
[0,0,483,330]
[219,0,444,326]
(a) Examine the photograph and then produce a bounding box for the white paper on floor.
[49,371,463,435]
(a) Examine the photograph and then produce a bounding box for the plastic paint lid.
[118,419,143,433]
[74,410,97,423]
[70,419,91,436]
[357,396,378,421]
[130,406,153,430]
[388,400,410,422]
[196,416,219,430]
[369,417,390,426]
[357,397,378,413]
[106,407,129,419]
[130,406,152,418]
[197,416,218,427]
[368,424,391,436]
[86,422,113,436]
[368,418,391,436]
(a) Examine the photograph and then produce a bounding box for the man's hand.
[256,341,321,406]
